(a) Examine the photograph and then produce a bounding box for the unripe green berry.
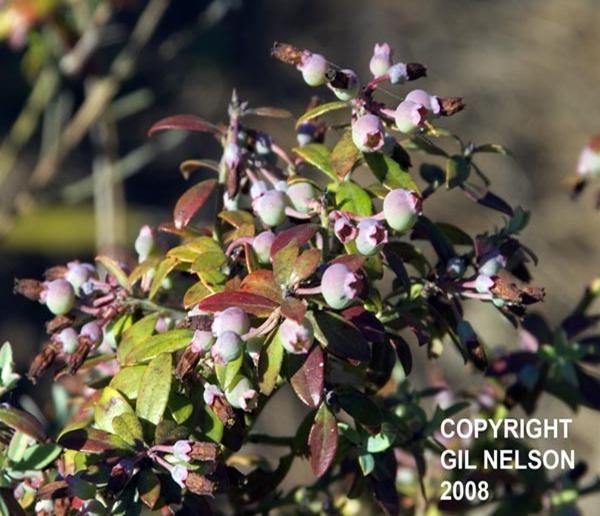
[321,263,361,310]
[383,189,422,233]
[252,190,289,227]
[280,317,314,354]
[225,375,258,411]
[287,182,317,213]
[43,279,75,315]
[134,225,155,262]
[299,53,328,87]
[355,219,388,255]
[252,230,275,264]
[211,331,242,364]
[212,307,250,337]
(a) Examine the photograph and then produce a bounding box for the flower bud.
[298,53,329,87]
[321,263,361,310]
[577,136,600,177]
[57,327,78,354]
[330,69,360,101]
[65,261,94,294]
[42,280,75,315]
[252,190,289,227]
[369,43,392,77]
[286,182,318,213]
[225,375,258,411]
[80,321,102,346]
[211,331,242,364]
[405,89,441,116]
[390,100,427,133]
[387,62,409,84]
[383,189,422,232]
[172,440,192,462]
[134,225,155,262]
[351,114,385,153]
[355,219,388,255]
[334,216,357,244]
[190,330,214,354]
[211,307,250,337]
[252,230,275,264]
[280,317,314,354]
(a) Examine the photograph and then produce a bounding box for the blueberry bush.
[2,41,600,515]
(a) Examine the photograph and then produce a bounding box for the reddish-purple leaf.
[270,224,319,257]
[330,254,366,272]
[462,185,514,217]
[0,407,46,442]
[173,179,218,229]
[308,402,338,477]
[290,345,324,408]
[292,248,321,283]
[389,334,412,376]
[147,114,220,136]
[197,291,279,317]
[280,297,307,323]
[247,106,292,118]
[58,428,131,453]
[342,306,385,343]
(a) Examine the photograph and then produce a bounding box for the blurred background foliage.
[1,0,599,510]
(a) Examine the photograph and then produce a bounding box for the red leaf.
[173,179,218,229]
[147,114,220,136]
[291,345,324,408]
[270,224,319,257]
[0,407,46,442]
[308,402,338,477]
[197,291,279,317]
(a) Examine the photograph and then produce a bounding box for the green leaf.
[293,144,337,182]
[124,329,193,364]
[112,413,144,446]
[95,387,136,433]
[136,353,172,426]
[258,329,285,396]
[96,255,130,290]
[272,240,299,287]
[149,256,178,300]
[364,153,419,192]
[445,155,471,189]
[215,353,243,390]
[11,443,62,471]
[183,281,211,308]
[331,130,361,180]
[335,181,372,216]
[138,469,161,509]
[118,313,160,363]
[295,100,349,128]
[169,392,194,424]
[109,365,147,399]
[190,249,227,274]
[472,143,511,156]
[0,341,20,395]
[358,453,375,476]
